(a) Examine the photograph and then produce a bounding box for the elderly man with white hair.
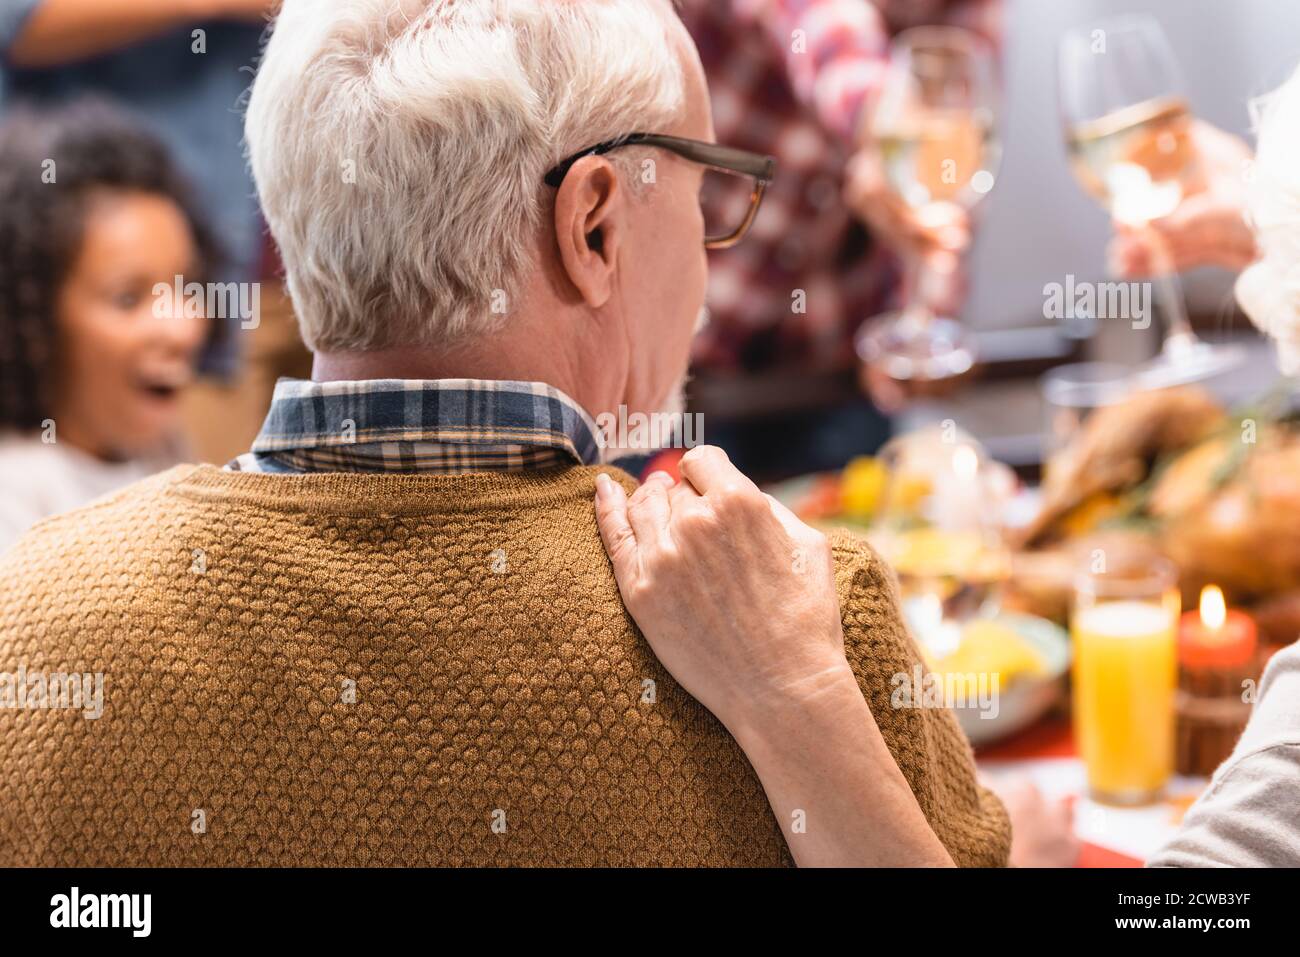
[0,0,1009,867]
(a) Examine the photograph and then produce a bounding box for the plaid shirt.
[228,378,603,474]
[679,0,999,374]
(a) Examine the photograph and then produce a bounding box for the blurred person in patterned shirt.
[677,0,1000,480]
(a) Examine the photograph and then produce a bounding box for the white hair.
[246,0,686,352]
[1236,64,1300,374]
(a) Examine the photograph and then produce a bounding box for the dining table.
[977,713,1210,867]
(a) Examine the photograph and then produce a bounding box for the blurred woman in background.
[0,103,222,551]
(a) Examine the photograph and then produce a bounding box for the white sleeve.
[1149,641,1300,868]
[0,496,41,555]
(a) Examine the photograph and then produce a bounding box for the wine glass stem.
[1143,226,1196,344]
[903,252,936,330]
[1154,271,1194,342]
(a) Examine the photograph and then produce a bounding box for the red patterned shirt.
[679,0,1000,374]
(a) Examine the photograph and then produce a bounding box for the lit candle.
[1177,585,1258,670]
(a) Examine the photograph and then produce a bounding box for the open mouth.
[135,371,191,403]
[142,383,179,401]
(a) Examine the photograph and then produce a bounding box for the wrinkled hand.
[1109,121,1257,277]
[593,446,851,734]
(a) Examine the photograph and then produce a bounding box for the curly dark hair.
[0,100,226,431]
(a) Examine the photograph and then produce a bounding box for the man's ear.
[554,155,623,308]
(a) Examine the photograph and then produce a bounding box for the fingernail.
[595,473,614,501]
[645,470,675,486]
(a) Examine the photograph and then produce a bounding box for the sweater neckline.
[166,463,635,516]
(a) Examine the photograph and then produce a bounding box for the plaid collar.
[228,378,603,474]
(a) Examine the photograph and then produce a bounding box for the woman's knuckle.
[625,578,655,608]
[680,445,713,469]
[674,506,713,538]
[715,485,762,518]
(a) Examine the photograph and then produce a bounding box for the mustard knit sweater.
[0,464,1008,866]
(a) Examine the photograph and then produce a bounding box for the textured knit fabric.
[0,464,1008,866]
[229,377,602,474]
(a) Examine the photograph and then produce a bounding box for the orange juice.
[1072,599,1178,804]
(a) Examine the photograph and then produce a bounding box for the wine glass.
[856,26,1001,397]
[1058,14,1244,387]
[1040,361,1133,460]
[867,426,1012,659]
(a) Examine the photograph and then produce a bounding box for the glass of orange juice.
[1071,550,1180,805]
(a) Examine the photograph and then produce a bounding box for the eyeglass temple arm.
[637,134,776,182]
[546,134,776,186]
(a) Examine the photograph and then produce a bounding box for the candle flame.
[1199,584,1227,630]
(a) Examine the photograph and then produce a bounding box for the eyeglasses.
[543,133,776,250]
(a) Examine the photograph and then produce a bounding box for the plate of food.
[924,614,1071,746]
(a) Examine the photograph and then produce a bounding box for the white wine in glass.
[878,107,997,208]
[1067,95,1195,224]
[1058,16,1243,387]
[856,26,1001,397]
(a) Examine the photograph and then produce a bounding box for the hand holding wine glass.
[854,26,1001,405]
[1058,14,1245,387]
[1108,120,1257,278]
[843,146,970,317]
